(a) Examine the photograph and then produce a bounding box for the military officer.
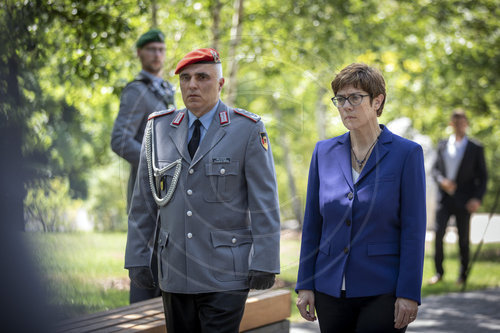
[111,28,175,303]
[125,48,280,333]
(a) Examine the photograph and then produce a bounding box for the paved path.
[290,288,500,333]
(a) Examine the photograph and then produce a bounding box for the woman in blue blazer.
[296,63,426,332]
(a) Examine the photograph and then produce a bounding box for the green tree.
[3,0,499,233]
[1,0,134,229]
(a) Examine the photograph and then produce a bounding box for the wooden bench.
[54,289,291,332]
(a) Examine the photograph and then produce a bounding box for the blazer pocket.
[157,229,170,280]
[204,161,240,202]
[210,228,253,281]
[363,174,396,185]
[377,176,395,183]
[367,242,400,256]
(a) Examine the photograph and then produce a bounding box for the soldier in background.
[125,48,280,332]
[111,28,175,303]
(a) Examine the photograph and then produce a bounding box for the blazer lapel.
[337,132,354,189]
[168,111,191,162]
[455,139,473,181]
[190,102,228,166]
[356,125,391,184]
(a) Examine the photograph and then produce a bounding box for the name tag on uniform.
[213,157,230,164]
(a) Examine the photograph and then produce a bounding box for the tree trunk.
[274,107,303,227]
[1,43,26,231]
[210,0,222,50]
[316,87,328,141]
[151,0,158,27]
[225,0,244,106]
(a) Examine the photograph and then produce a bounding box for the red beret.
[175,48,221,74]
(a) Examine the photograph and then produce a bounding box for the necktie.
[188,119,202,158]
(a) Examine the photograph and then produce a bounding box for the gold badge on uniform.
[260,132,268,151]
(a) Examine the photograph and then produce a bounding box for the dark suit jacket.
[296,125,427,304]
[432,137,487,211]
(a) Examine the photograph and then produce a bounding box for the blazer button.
[347,192,354,200]
[346,219,351,226]
[187,233,193,239]
[220,168,226,175]
[187,189,193,195]
[186,210,192,216]
[189,168,194,174]
[232,237,237,244]
[344,247,349,254]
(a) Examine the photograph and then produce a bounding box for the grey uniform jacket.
[125,101,281,293]
[111,72,175,206]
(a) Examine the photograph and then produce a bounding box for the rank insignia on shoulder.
[219,110,230,126]
[260,132,269,151]
[170,112,185,127]
[234,108,260,122]
[148,108,175,121]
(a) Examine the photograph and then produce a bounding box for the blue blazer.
[296,125,426,304]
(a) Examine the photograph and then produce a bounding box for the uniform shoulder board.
[148,107,176,121]
[233,108,261,122]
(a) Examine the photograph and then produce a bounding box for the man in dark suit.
[430,109,488,285]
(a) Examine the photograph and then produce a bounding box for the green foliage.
[3,0,500,230]
[87,159,128,232]
[24,178,79,232]
[2,0,134,201]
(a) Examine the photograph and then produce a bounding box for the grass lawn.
[27,232,129,320]
[27,231,500,322]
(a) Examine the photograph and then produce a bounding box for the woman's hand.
[296,290,317,321]
[394,297,418,329]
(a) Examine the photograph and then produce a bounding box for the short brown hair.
[331,63,386,116]
[451,108,467,121]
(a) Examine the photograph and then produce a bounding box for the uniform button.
[189,168,194,174]
[346,219,351,226]
[344,247,349,254]
[187,233,193,239]
[231,237,237,244]
[220,168,226,175]
[187,189,193,195]
[186,210,192,216]
[347,192,354,200]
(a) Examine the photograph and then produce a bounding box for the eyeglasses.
[331,94,370,107]
[143,47,166,54]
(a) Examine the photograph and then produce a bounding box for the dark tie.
[188,119,202,158]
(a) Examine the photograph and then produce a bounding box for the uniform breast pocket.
[204,161,240,202]
[210,228,253,281]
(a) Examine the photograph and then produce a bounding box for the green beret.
[136,29,165,48]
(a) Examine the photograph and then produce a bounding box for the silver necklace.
[351,135,379,169]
